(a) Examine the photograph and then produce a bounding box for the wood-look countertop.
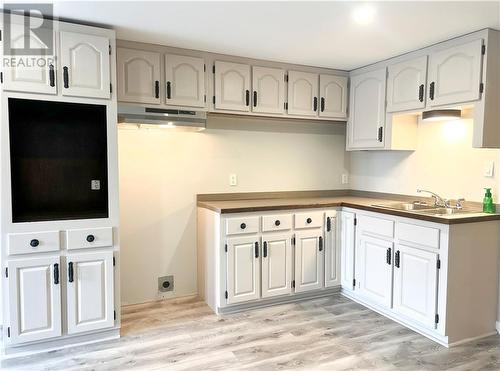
[197,195,500,225]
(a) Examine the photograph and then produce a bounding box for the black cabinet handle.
[313,97,318,112]
[306,218,312,224]
[86,234,95,243]
[395,250,401,268]
[386,248,392,265]
[68,262,74,283]
[253,91,257,107]
[63,66,69,88]
[378,126,383,142]
[254,242,259,258]
[326,217,331,232]
[275,220,280,226]
[320,97,325,112]
[166,81,171,99]
[155,81,159,99]
[429,82,435,100]
[418,84,424,102]
[240,223,246,230]
[263,241,268,258]
[30,239,39,247]
[319,236,323,252]
[245,90,250,106]
[53,263,59,285]
[49,64,55,87]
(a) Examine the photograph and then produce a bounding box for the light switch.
[229,174,238,186]
[484,161,495,177]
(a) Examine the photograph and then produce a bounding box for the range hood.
[117,105,206,131]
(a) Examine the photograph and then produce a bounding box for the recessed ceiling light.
[422,109,462,122]
[351,4,377,25]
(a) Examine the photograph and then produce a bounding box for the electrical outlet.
[484,161,495,177]
[229,174,238,186]
[158,275,174,292]
[341,174,349,184]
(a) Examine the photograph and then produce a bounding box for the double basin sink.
[372,202,476,216]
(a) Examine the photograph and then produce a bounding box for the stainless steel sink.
[416,208,478,215]
[372,202,437,211]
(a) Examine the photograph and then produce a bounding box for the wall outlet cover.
[229,173,238,186]
[484,161,494,177]
[341,174,349,184]
[158,275,174,292]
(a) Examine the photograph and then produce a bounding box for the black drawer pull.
[429,82,435,100]
[326,217,331,232]
[63,66,69,88]
[166,81,171,99]
[386,248,392,265]
[275,220,280,226]
[53,263,59,285]
[313,97,318,112]
[263,241,268,258]
[395,250,401,268]
[253,91,257,107]
[240,223,246,230]
[378,126,383,142]
[155,80,160,98]
[319,236,323,251]
[306,218,312,224]
[86,234,95,243]
[245,90,250,106]
[68,262,74,283]
[30,239,39,247]
[254,242,259,258]
[320,97,325,112]
[49,64,55,87]
[418,84,424,102]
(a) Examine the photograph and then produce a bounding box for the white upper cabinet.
[287,71,319,116]
[294,230,323,293]
[261,234,293,298]
[67,251,114,334]
[319,74,348,119]
[226,236,260,304]
[59,31,111,99]
[387,56,428,112]
[252,66,285,114]
[165,54,205,108]
[393,244,438,329]
[427,39,483,107]
[324,214,340,288]
[3,24,57,95]
[214,61,251,112]
[8,257,61,344]
[347,68,387,150]
[117,48,161,104]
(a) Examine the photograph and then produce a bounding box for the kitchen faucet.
[417,189,465,209]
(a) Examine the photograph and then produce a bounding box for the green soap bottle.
[483,188,496,213]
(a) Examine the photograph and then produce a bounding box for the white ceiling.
[50,1,500,70]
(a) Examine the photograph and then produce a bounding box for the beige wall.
[350,118,500,202]
[118,115,348,305]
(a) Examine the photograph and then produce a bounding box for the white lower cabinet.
[261,234,293,298]
[324,214,340,287]
[392,244,438,329]
[356,234,393,308]
[226,236,260,304]
[340,211,355,291]
[66,251,115,334]
[294,230,324,293]
[8,257,62,344]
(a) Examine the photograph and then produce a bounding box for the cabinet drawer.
[226,216,259,235]
[358,215,394,239]
[397,223,440,249]
[262,214,292,232]
[8,231,60,255]
[66,227,113,250]
[294,211,323,229]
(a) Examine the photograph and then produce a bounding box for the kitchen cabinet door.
[226,236,260,304]
[324,214,340,287]
[261,234,293,298]
[340,211,356,291]
[59,31,110,99]
[252,66,285,114]
[319,74,348,119]
[67,251,114,334]
[347,68,386,149]
[428,39,483,107]
[393,244,438,329]
[117,48,161,104]
[214,61,251,112]
[387,56,428,112]
[356,235,393,308]
[165,54,205,107]
[294,230,323,293]
[287,71,319,116]
[3,24,57,95]
[8,257,61,344]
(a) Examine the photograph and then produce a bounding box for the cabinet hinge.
[0,72,3,84]
[4,267,7,278]
[224,244,228,253]
[113,257,116,266]
[436,259,441,270]
[109,44,111,55]
[354,217,357,226]
[482,44,486,55]
[7,327,10,338]
[212,65,215,74]
[213,96,215,104]
[110,83,112,94]
[479,83,484,94]
[114,310,116,320]
[291,280,295,288]
[0,30,2,42]
[225,290,228,299]
[204,64,206,72]
[353,278,356,288]
[435,314,439,324]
